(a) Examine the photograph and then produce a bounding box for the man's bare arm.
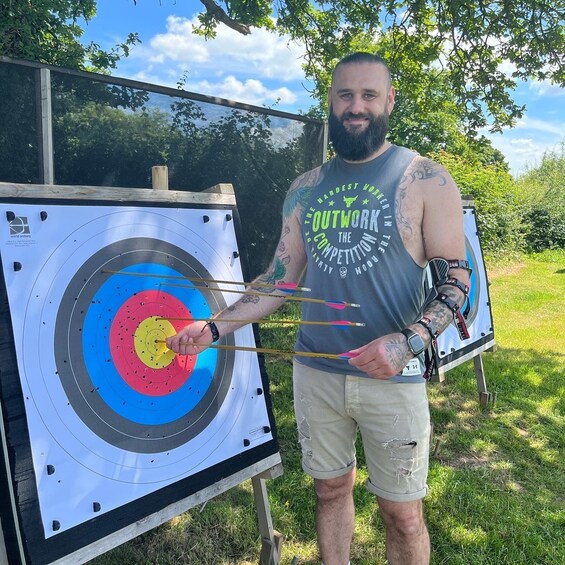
[166,168,320,354]
[412,158,469,340]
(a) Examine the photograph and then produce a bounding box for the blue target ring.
[83,263,218,425]
[465,236,480,324]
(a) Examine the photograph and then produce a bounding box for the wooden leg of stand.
[473,353,493,408]
[252,475,282,565]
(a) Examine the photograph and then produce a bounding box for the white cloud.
[486,135,540,175]
[485,131,563,177]
[142,15,306,82]
[118,14,308,108]
[529,80,565,97]
[511,115,565,137]
[188,75,297,106]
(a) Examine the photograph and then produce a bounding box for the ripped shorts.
[293,359,431,502]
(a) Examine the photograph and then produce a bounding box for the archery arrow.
[101,269,310,294]
[160,282,360,309]
[156,317,365,328]
[155,340,359,361]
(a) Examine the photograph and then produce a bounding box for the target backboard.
[0,184,279,564]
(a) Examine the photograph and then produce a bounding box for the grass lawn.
[93,250,564,564]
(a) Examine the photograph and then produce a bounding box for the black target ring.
[54,237,235,453]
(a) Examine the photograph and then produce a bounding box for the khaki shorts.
[293,360,431,502]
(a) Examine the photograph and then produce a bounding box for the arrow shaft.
[154,340,349,360]
[101,269,310,292]
[161,281,359,308]
[157,317,365,327]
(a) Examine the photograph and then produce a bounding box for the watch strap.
[204,321,220,342]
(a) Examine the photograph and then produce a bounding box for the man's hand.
[166,321,213,355]
[348,333,411,380]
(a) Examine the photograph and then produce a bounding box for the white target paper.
[0,203,273,537]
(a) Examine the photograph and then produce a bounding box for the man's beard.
[328,109,389,161]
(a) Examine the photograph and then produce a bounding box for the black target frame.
[0,184,280,565]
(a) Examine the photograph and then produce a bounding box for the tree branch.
[198,0,251,35]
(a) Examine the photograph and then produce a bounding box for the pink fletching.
[325,301,348,310]
[338,351,359,360]
[331,320,351,329]
[275,283,298,292]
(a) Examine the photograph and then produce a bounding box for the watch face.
[402,329,425,356]
[409,334,425,355]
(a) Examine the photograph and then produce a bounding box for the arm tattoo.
[409,158,447,186]
[394,181,413,239]
[248,215,293,294]
[386,335,410,371]
[283,167,321,220]
[423,285,466,336]
[241,294,261,304]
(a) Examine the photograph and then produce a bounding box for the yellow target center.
[134,316,177,369]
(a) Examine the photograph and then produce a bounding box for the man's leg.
[315,469,356,565]
[377,497,430,565]
[292,361,358,564]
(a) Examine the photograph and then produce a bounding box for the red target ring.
[109,290,196,396]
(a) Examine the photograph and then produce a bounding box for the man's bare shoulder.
[289,165,324,191]
[283,165,324,220]
[403,156,456,190]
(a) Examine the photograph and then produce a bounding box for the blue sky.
[83,0,564,177]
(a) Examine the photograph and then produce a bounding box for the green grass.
[93,250,565,564]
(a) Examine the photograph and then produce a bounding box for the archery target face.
[435,207,494,367]
[0,203,273,537]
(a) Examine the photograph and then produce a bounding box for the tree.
[517,143,565,251]
[0,0,138,72]
[186,0,564,134]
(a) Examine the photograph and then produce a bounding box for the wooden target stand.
[0,171,283,565]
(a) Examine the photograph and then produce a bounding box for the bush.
[431,150,526,259]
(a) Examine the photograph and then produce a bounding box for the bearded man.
[168,52,469,565]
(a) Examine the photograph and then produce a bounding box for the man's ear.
[387,86,396,114]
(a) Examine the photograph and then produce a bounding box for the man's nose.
[347,94,365,113]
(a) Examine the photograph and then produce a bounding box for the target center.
[134,316,176,369]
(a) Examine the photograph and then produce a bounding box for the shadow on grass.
[94,327,563,564]
[425,345,564,564]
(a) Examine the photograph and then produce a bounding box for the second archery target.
[435,206,495,371]
[0,202,275,539]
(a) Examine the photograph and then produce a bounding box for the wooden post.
[473,353,495,408]
[38,68,54,185]
[252,464,284,565]
[151,166,169,191]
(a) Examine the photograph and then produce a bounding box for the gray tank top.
[295,145,426,381]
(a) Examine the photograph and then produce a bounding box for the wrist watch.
[400,328,426,356]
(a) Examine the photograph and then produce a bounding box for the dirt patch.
[443,454,491,469]
[487,261,527,280]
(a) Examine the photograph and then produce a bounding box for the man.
[167,52,469,565]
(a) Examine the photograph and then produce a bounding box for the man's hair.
[332,52,392,88]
